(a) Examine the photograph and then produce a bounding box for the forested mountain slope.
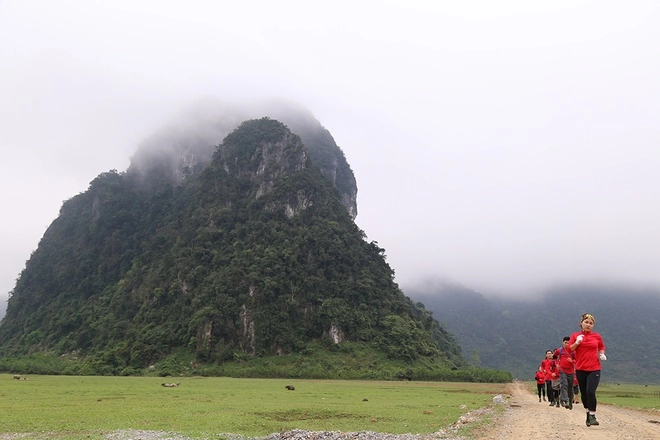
[0,116,466,376]
[408,281,660,384]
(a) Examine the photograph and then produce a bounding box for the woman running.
[569,312,606,427]
[535,367,546,402]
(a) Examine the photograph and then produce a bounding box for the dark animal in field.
[161,382,181,387]
[285,385,295,390]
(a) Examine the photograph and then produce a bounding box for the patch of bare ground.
[470,381,660,440]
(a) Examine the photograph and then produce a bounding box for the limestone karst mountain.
[0,107,465,376]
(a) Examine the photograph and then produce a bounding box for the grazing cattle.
[13,375,21,380]
[161,382,181,387]
[285,385,295,390]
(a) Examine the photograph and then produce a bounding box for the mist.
[2,1,660,320]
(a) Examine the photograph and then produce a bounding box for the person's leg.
[585,370,601,412]
[559,371,569,404]
[567,373,574,408]
[581,370,601,426]
[575,370,588,409]
[546,381,554,404]
[537,383,543,400]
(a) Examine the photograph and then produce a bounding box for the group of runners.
[534,313,606,427]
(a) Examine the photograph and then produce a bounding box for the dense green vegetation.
[0,117,509,381]
[0,342,510,382]
[410,281,660,384]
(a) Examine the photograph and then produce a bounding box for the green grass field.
[0,375,506,439]
[4,376,658,439]
[526,380,660,410]
[597,382,660,410]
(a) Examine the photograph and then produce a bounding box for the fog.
[2,1,660,318]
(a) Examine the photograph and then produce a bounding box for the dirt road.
[472,382,660,440]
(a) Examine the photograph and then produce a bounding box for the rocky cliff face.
[128,99,358,218]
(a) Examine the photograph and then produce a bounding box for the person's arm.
[570,334,583,351]
[598,335,606,360]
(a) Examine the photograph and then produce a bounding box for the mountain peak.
[127,99,358,219]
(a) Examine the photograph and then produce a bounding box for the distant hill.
[0,109,470,378]
[406,280,660,384]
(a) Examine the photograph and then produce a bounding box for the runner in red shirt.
[553,336,576,409]
[569,312,606,427]
[534,367,546,402]
[540,350,559,406]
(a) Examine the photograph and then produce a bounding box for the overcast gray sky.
[2,0,660,317]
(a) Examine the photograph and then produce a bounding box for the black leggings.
[575,369,600,412]
[545,381,557,402]
[537,383,545,398]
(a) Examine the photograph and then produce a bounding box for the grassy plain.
[0,375,506,439]
[597,382,660,410]
[526,381,660,410]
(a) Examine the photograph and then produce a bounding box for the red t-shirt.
[553,346,576,373]
[569,330,605,371]
[535,371,545,384]
[540,358,558,381]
